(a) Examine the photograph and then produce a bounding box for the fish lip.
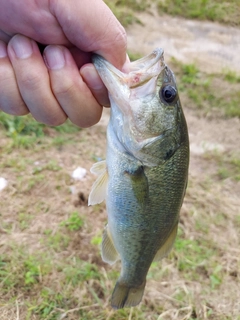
[92,48,165,87]
[129,48,164,72]
[92,48,164,71]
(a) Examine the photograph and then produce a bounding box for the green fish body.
[89,48,189,309]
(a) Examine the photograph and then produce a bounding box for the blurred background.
[0,1,239,319]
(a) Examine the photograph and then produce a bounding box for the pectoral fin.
[101,225,119,265]
[153,223,178,262]
[90,160,106,175]
[88,161,108,206]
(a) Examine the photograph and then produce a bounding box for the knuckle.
[52,79,75,97]
[20,72,42,91]
[114,25,127,46]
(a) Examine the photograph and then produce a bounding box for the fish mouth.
[92,48,165,95]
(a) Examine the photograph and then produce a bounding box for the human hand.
[0,0,127,127]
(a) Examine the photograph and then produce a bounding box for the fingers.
[1,34,106,127]
[7,34,67,125]
[44,45,103,127]
[0,30,11,43]
[80,63,110,107]
[0,40,29,115]
[4,34,105,127]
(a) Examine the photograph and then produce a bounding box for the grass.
[104,0,150,26]
[128,51,240,120]
[60,212,84,231]
[0,112,81,151]
[157,0,240,26]
[204,150,240,181]
[169,59,240,118]
[126,51,240,120]
[104,0,240,27]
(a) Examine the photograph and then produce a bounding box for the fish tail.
[111,279,146,309]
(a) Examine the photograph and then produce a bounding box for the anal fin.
[153,223,178,262]
[101,225,119,265]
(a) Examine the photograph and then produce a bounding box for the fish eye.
[160,85,177,104]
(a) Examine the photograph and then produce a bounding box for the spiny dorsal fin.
[88,161,108,206]
[101,225,119,265]
[153,223,178,262]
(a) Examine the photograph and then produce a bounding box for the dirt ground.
[127,11,240,74]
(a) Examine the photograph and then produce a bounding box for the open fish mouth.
[92,48,165,93]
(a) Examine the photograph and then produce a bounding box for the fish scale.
[89,48,189,309]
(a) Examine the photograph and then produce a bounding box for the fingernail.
[44,45,65,70]
[80,64,104,90]
[0,41,7,58]
[11,35,33,59]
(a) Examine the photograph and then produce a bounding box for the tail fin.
[111,280,146,309]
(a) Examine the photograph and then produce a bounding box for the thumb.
[50,0,127,69]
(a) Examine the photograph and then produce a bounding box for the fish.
[88,48,189,309]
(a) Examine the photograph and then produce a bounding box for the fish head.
[93,49,187,165]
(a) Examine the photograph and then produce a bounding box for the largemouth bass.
[89,48,189,309]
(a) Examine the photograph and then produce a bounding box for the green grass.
[206,151,240,181]
[127,51,143,62]
[104,0,240,27]
[171,59,240,118]
[174,234,223,288]
[60,212,84,231]
[223,70,240,83]
[158,0,240,26]
[127,53,240,119]
[0,112,81,150]
[0,249,52,293]
[104,0,150,26]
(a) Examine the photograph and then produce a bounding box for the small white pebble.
[71,167,87,181]
[0,177,8,191]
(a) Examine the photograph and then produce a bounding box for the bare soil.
[127,11,240,74]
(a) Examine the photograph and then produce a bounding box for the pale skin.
[0,0,128,127]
